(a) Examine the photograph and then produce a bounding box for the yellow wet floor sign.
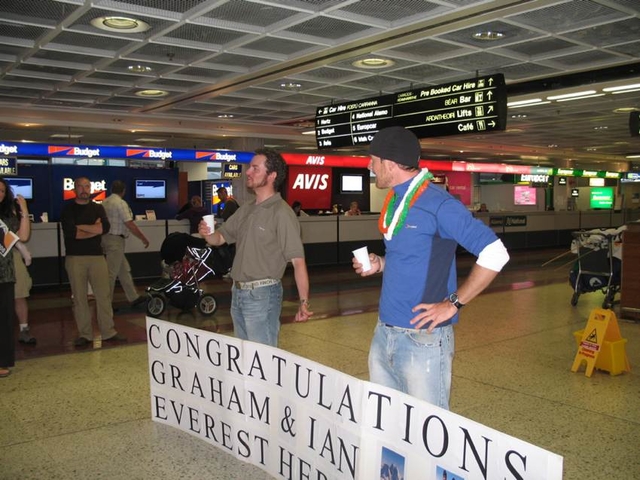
[572,309,630,377]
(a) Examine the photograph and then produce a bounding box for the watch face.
[448,293,462,308]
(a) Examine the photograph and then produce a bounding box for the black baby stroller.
[569,228,623,309]
[146,232,232,317]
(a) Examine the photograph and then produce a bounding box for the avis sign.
[286,165,332,210]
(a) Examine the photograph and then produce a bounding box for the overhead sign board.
[222,163,242,178]
[0,142,254,163]
[0,156,17,175]
[630,111,640,137]
[315,74,507,148]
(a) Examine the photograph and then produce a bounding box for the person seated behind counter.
[291,201,308,217]
[176,195,208,234]
[345,201,361,216]
[478,203,489,212]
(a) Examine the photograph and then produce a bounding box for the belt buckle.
[236,280,254,290]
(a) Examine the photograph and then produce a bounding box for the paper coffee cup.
[202,214,215,233]
[353,246,371,272]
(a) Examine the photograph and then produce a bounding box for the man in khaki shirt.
[199,148,312,346]
[101,180,149,309]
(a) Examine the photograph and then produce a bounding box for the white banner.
[147,318,563,479]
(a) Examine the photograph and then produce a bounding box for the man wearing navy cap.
[353,126,509,409]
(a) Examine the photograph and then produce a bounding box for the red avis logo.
[305,156,325,165]
[292,174,329,190]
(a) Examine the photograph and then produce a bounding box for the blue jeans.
[369,321,454,409]
[230,282,283,347]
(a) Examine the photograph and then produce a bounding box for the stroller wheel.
[198,294,217,316]
[571,292,579,307]
[147,294,167,317]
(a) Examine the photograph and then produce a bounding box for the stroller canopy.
[160,232,232,277]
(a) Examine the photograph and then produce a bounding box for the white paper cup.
[202,214,215,233]
[353,246,371,272]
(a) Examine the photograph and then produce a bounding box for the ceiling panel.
[0,0,638,170]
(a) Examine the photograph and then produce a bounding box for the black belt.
[109,234,125,238]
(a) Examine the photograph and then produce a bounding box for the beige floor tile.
[2,273,639,480]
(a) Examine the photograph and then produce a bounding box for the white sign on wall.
[147,318,563,479]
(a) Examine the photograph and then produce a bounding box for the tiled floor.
[1,248,639,479]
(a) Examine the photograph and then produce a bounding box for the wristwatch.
[448,292,465,310]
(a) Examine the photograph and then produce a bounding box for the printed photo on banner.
[380,447,405,480]
[437,465,466,480]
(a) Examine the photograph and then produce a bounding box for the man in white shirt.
[101,180,149,308]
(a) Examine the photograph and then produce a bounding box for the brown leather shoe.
[73,337,92,347]
[103,333,127,342]
[130,296,147,308]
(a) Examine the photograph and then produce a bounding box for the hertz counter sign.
[315,74,507,148]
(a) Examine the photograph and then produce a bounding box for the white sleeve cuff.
[476,239,509,272]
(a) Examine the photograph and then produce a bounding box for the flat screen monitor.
[514,185,537,206]
[5,177,33,200]
[340,174,363,193]
[590,187,614,209]
[135,179,166,200]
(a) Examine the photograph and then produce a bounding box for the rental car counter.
[23,210,640,288]
[25,220,191,287]
[473,210,638,251]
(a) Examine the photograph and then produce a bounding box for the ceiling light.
[136,138,166,142]
[19,123,41,127]
[472,31,505,41]
[612,88,640,95]
[613,107,639,113]
[91,16,151,33]
[626,154,640,159]
[556,93,605,102]
[508,101,551,109]
[280,82,302,90]
[507,99,543,107]
[135,89,168,97]
[602,83,640,92]
[593,126,608,130]
[352,58,395,69]
[128,64,153,73]
[301,130,316,135]
[50,133,83,139]
[547,90,596,100]
[217,114,234,118]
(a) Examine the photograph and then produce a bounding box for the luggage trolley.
[569,229,623,309]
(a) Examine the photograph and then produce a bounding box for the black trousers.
[0,282,15,368]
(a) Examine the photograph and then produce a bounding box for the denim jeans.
[369,321,454,409]
[230,282,283,347]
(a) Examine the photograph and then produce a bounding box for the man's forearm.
[291,257,310,301]
[76,229,99,239]
[203,231,226,247]
[126,221,148,243]
[77,223,103,235]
